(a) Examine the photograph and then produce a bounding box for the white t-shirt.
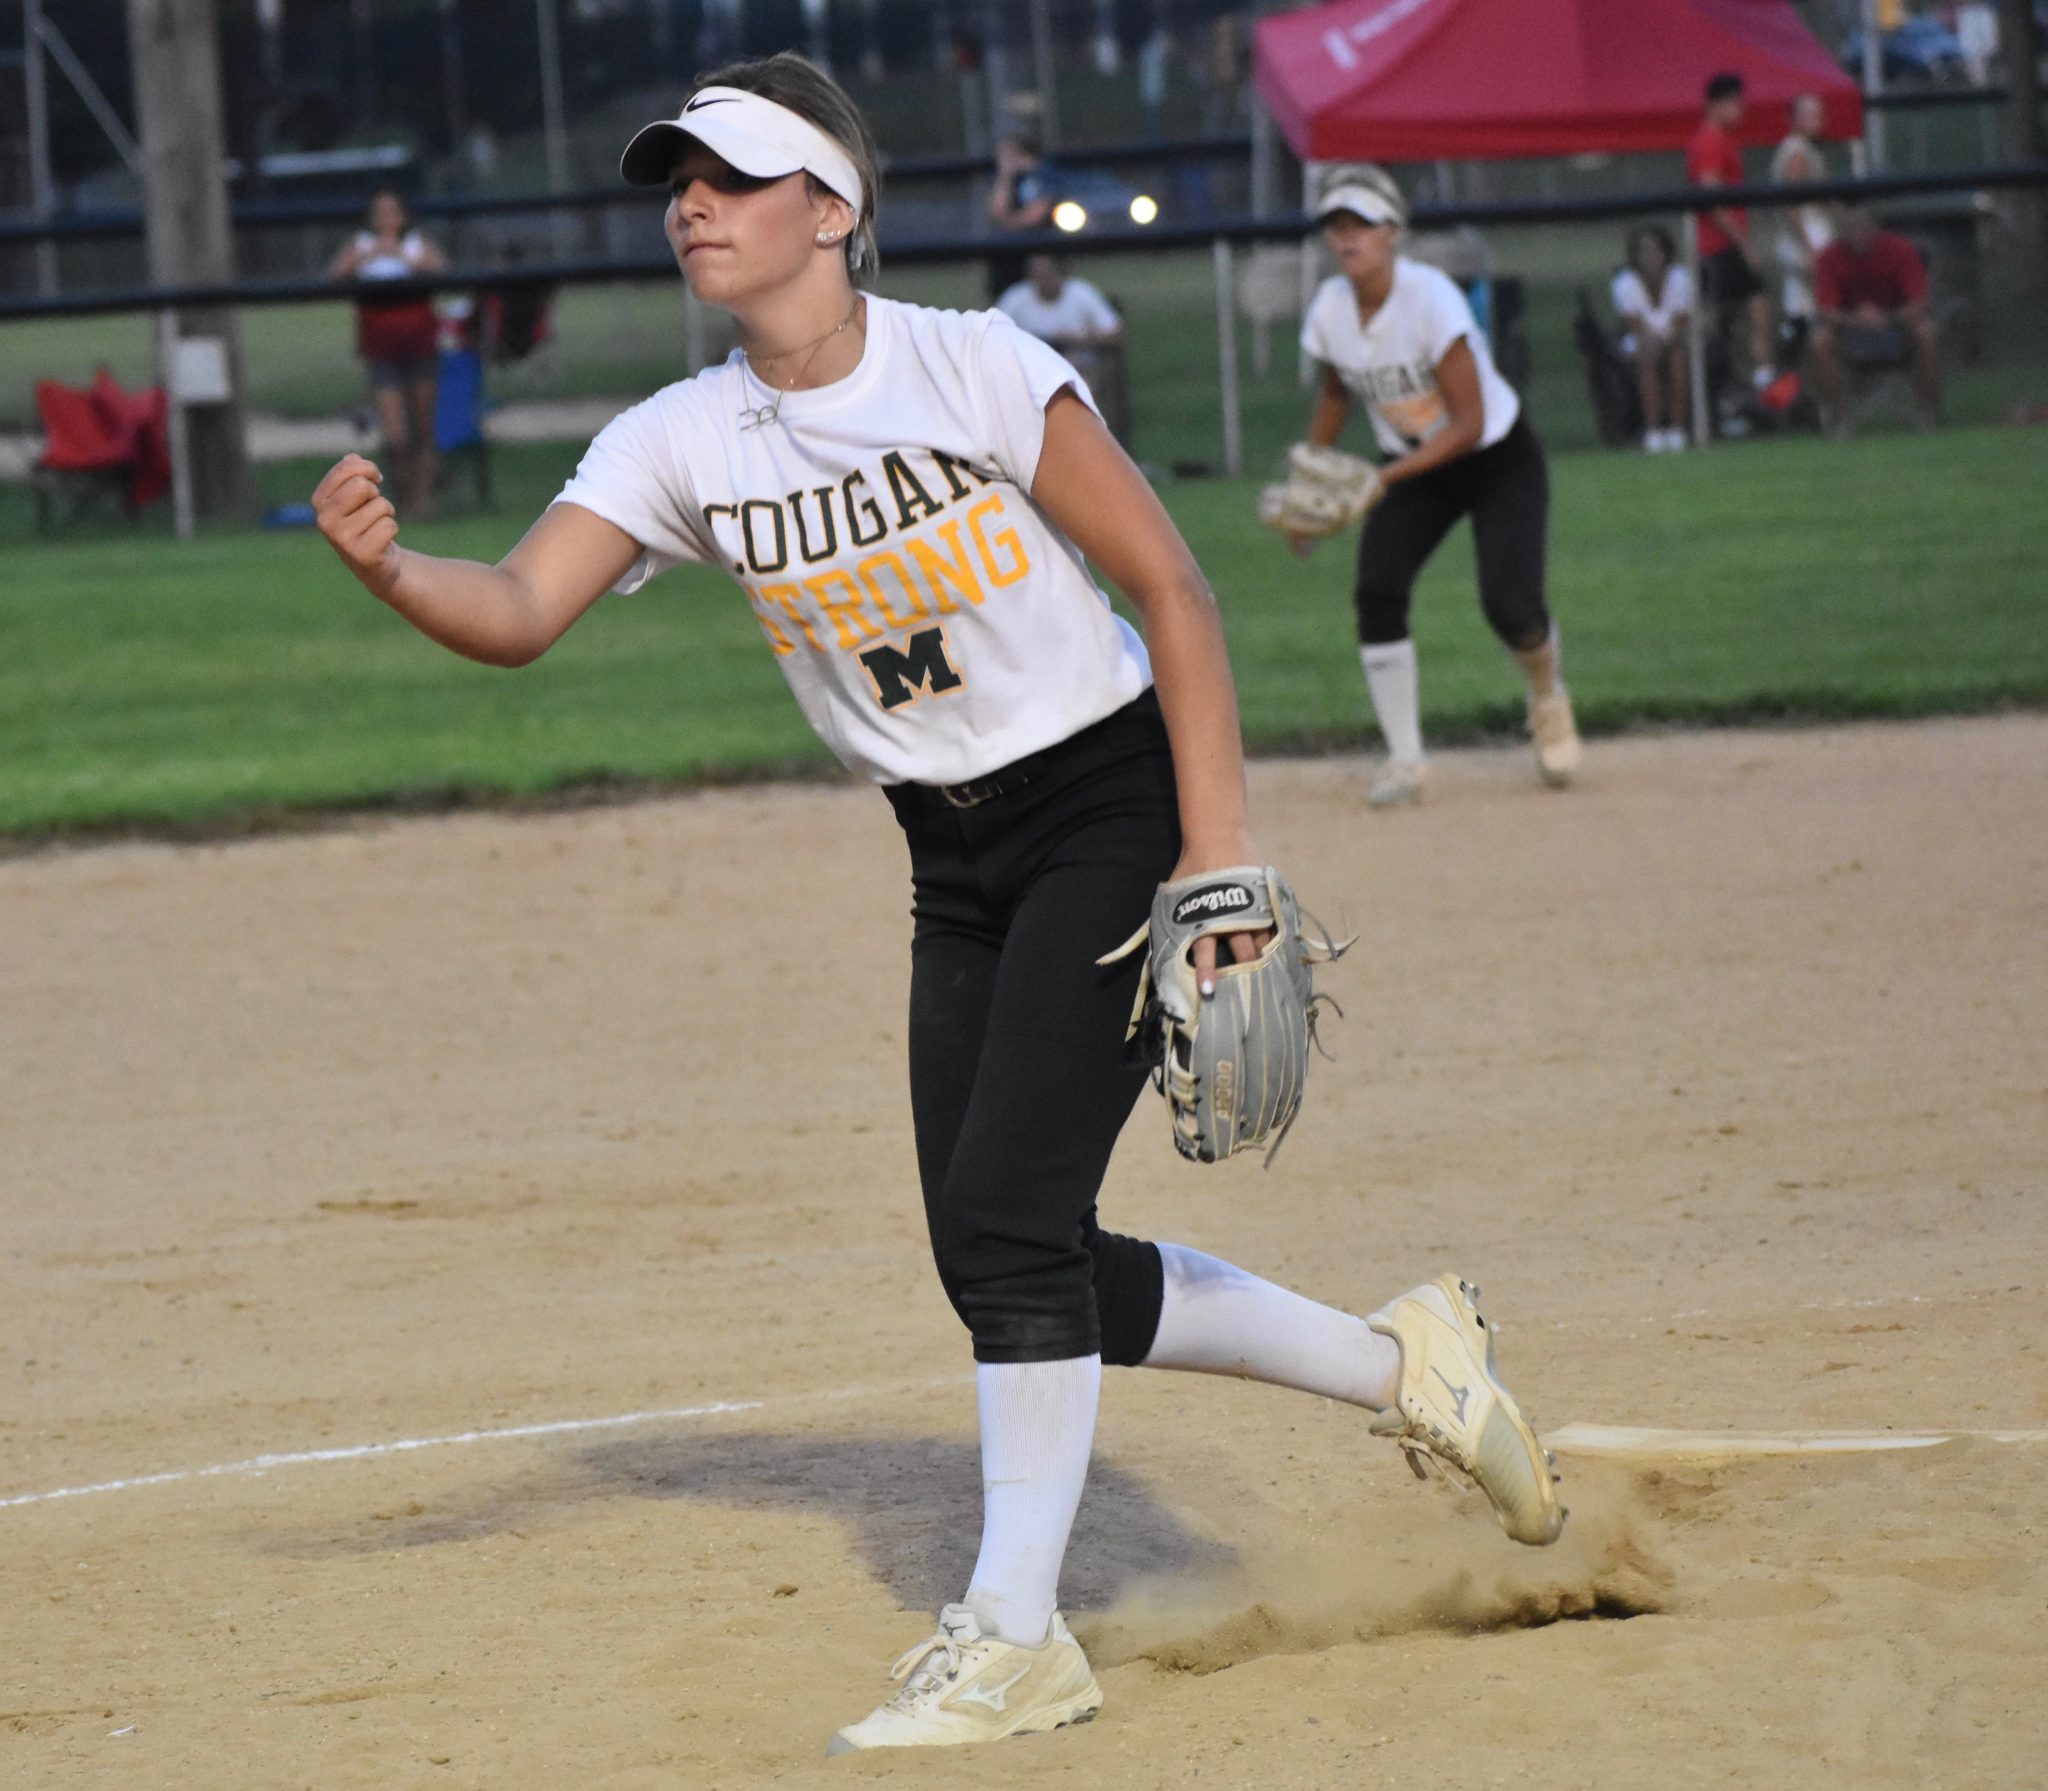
[553,295,1150,787]
[1300,260,1519,459]
[996,277,1121,344]
[1610,264,1694,350]
[353,229,431,282]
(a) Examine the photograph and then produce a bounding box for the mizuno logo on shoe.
[951,1666,1030,1713]
[1431,1367,1471,1424]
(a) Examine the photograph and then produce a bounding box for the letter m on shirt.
[858,626,964,710]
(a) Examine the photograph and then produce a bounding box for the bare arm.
[328,240,364,279]
[311,452,640,666]
[1378,337,1485,486]
[1031,391,1264,972]
[1305,363,1351,446]
[987,172,1052,230]
[412,236,450,275]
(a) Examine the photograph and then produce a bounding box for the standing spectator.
[1611,225,1694,452]
[1954,2,1998,84]
[1137,26,1171,138]
[1687,72,1773,393]
[985,132,1052,300]
[330,188,448,517]
[1770,94,1836,347]
[1811,205,1943,433]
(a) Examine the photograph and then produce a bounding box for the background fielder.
[1294,163,1581,808]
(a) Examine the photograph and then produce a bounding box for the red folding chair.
[32,370,172,530]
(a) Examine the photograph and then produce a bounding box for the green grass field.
[3,423,2044,842]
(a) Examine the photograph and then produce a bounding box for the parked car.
[1042,166,1163,235]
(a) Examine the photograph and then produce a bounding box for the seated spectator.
[996,254,1123,351]
[997,255,1128,439]
[1611,226,1693,452]
[1811,206,1942,434]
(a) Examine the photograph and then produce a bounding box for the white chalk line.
[1549,1423,2048,1458]
[0,1373,968,1515]
[10,1376,2043,1513]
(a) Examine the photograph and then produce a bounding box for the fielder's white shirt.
[996,277,1121,344]
[554,295,1150,787]
[1301,259,1520,459]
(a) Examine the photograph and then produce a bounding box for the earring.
[816,230,841,245]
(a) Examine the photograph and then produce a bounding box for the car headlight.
[1128,194,1158,225]
[1052,200,1088,233]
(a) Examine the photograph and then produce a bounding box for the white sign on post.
[170,336,231,405]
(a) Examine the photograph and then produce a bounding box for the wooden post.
[125,0,253,524]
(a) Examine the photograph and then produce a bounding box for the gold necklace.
[739,298,865,432]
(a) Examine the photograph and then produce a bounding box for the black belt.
[900,688,1162,811]
[934,736,1071,808]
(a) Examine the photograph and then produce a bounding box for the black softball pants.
[1353,415,1552,652]
[884,691,1177,1366]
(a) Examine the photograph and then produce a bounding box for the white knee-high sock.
[1511,621,1564,700]
[1141,1242,1400,1410]
[964,1356,1100,1648]
[1359,640,1424,764]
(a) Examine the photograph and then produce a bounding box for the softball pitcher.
[1284,164,1580,808]
[310,54,1561,1756]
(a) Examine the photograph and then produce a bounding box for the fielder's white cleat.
[1528,689,1582,787]
[1367,757,1428,808]
[1367,1274,1566,1546]
[825,1604,1103,1756]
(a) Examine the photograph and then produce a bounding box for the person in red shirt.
[1686,71,1773,389]
[1811,206,1942,431]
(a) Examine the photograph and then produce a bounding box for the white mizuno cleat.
[1528,689,1582,787]
[1367,1274,1566,1546]
[825,1605,1104,1756]
[1368,757,1428,808]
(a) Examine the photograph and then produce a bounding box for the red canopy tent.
[1254,0,1862,162]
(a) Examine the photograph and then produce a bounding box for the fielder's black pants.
[1353,415,1552,653]
[884,690,1177,1366]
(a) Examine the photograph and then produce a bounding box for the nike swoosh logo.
[683,95,739,112]
[1432,1367,1471,1425]
[952,1666,1030,1713]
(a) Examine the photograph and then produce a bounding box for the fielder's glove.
[1099,865,1351,1165]
[1256,442,1384,541]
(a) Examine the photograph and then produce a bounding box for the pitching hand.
[313,453,401,597]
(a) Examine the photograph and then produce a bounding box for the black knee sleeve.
[1090,1230,1165,1367]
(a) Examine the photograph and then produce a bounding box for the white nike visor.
[1314,184,1405,229]
[620,86,864,215]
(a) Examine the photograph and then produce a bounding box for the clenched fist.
[312,453,403,597]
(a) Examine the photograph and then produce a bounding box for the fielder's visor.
[619,87,864,215]
[1314,184,1404,228]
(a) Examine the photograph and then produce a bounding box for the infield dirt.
[4,717,2044,1790]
